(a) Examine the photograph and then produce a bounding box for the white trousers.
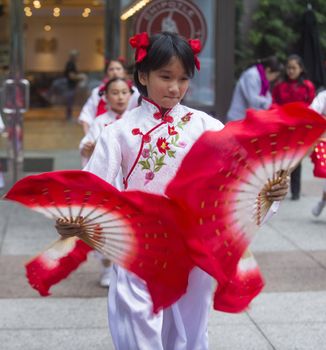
[108,265,213,350]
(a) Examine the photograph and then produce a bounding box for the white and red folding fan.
[5,170,193,312]
[166,102,326,311]
[4,102,326,314]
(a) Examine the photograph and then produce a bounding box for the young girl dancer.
[78,59,139,134]
[272,54,315,200]
[56,32,288,349]
[79,77,132,287]
[80,77,132,165]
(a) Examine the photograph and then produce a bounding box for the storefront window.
[183,0,215,107]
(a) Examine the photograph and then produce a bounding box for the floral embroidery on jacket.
[138,112,193,185]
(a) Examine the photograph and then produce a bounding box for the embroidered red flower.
[188,39,201,71]
[182,113,192,122]
[145,171,154,180]
[142,149,150,158]
[129,32,150,63]
[157,137,170,154]
[168,125,178,136]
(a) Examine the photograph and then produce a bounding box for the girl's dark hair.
[104,58,125,74]
[257,56,283,73]
[133,32,196,96]
[284,54,307,84]
[101,77,133,96]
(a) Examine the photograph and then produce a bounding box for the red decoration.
[181,113,192,122]
[188,39,201,71]
[132,128,141,135]
[162,115,174,123]
[25,238,92,296]
[310,139,326,178]
[153,112,161,120]
[95,98,107,117]
[157,137,170,154]
[143,134,151,143]
[129,32,150,63]
[168,125,178,136]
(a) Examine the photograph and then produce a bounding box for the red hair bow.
[188,39,201,71]
[129,32,150,63]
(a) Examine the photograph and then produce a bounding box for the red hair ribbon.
[129,32,150,63]
[188,39,201,71]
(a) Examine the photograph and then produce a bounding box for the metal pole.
[7,0,24,183]
[104,0,121,62]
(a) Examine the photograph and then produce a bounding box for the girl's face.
[106,80,131,115]
[286,59,303,80]
[139,56,190,110]
[265,68,280,83]
[106,61,125,79]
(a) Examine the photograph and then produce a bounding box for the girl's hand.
[55,217,86,238]
[266,176,290,202]
[81,142,95,158]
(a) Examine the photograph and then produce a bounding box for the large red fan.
[6,170,193,312]
[4,102,326,313]
[166,102,326,311]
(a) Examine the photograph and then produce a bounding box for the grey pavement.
[0,153,326,350]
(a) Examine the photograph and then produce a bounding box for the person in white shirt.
[80,77,132,165]
[226,56,282,122]
[310,90,326,216]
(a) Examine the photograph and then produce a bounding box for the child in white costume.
[78,59,140,134]
[81,32,287,349]
[79,77,132,168]
[84,34,222,350]
[310,90,326,216]
[80,77,132,287]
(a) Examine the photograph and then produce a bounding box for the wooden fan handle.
[55,216,88,239]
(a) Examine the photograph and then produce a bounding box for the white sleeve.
[127,87,141,110]
[195,110,224,132]
[78,87,100,126]
[79,120,104,151]
[83,127,122,184]
[310,91,326,115]
[240,72,272,110]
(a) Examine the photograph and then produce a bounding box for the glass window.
[183,0,215,107]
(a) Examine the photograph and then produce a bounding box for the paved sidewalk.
[0,154,325,350]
